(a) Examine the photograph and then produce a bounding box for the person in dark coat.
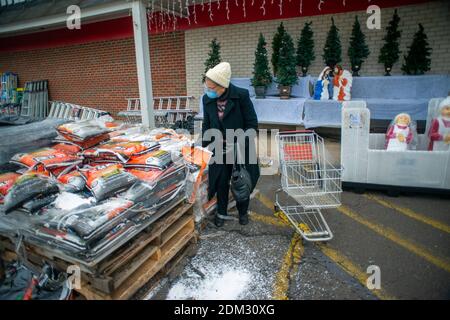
[202,62,260,227]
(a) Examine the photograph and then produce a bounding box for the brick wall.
[0,31,186,116]
[185,0,450,101]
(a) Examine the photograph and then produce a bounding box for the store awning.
[0,0,184,128]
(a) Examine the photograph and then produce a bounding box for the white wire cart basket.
[275,130,342,242]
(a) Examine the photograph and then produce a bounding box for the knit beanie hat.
[439,96,450,110]
[205,62,231,88]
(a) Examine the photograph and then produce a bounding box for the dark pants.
[215,163,250,217]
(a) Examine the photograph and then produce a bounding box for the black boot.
[214,215,225,227]
[239,214,249,225]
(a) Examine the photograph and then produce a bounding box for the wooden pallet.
[133,234,198,300]
[0,201,197,300]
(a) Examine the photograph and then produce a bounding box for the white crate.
[341,100,450,190]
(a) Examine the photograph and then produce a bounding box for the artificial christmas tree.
[203,38,222,82]
[296,22,315,77]
[348,16,370,76]
[402,24,432,75]
[276,31,298,99]
[272,22,287,77]
[378,10,402,76]
[323,18,342,70]
[251,33,272,99]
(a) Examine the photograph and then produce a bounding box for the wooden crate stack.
[0,201,197,300]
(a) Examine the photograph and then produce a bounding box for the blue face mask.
[205,87,219,99]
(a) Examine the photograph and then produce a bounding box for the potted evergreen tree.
[378,10,402,76]
[402,24,432,75]
[203,38,221,82]
[272,22,286,77]
[296,22,315,77]
[348,16,370,76]
[251,33,272,99]
[322,18,342,71]
[276,31,298,99]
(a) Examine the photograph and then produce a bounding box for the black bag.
[230,143,253,203]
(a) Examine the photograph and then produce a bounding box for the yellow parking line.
[255,192,275,211]
[249,211,289,227]
[272,233,304,300]
[337,205,450,273]
[252,208,394,299]
[364,194,450,234]
[317,244,394,300]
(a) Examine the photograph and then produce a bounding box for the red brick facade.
[0,31,186,116]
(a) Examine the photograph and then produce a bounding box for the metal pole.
[131,0,155,128]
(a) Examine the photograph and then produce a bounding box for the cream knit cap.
[205,62,231,88]
[439,96,450,110]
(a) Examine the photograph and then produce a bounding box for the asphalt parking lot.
[1,132,448,300]
[142,133,450,300]
[143,173,449,300]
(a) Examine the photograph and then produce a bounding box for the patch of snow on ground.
[164,231,284,300]
[167,268,251,300]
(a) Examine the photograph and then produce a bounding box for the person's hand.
[397,133,405,142]
[444,134,450,144]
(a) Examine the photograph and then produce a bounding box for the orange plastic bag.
[57,121,110,141]
[57,169,86,192]
[83,141,159,163]
[56,132,110,149]
[0,172,20,204]
[80,164,136,201]
[125,149,172,170]
[126,168,165,183]
[10,148,83,171]
[52,142,82,155]
[181,146,212,203]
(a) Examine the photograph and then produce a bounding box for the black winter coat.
[201,83,260,199]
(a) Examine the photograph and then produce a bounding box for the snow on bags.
[1,172,59,214]
[80,164,136,201]
[82,141,160,163]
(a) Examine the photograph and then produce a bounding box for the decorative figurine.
[333,65,353,101]
[428,97,450,151]
[314,67,332,100]
[385,113,415,151]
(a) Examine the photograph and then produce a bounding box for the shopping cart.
[275,130,342,241]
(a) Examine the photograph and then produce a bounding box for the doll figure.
[385,113,414,151]
[332,65,353,101]
[314,67,332,100]
[428,97,450,151]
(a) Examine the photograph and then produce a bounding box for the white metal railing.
[118,96,196,126]
[47,101,109,120]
